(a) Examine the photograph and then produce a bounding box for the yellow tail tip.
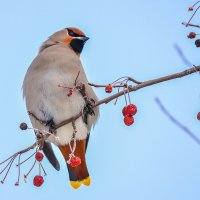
[70,181,81,189]
[81,176,91,186]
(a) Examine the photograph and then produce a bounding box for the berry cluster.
[122,104,137,126]
[33,152,45,187]
[104,78,138,127]
[0,123,47,187]
[19,123,46,187]
[186,2,200,47]
[24,151,45,187]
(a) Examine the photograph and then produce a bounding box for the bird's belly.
[26,71,88,145]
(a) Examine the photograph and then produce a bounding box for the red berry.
[33,175,44,187]
[67,89,73,97]
[187,32,196,39]
[127,104,137,116]
[122,106,128,116]
[124,115,134,126]
[188,7,193,11]
[105,84,112,93]
[70,156,81,168]
[197,112,200,120]
[35,152,44,162]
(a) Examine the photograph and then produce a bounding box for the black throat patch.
[70,39,85,54]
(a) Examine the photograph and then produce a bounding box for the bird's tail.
[58,139,90,189]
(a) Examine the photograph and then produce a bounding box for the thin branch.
[186,6,200,26]
[182,22,200,28]
[16,151,36,166]
[89,76,142,88]
[88,83,125,88]
[155,97,200,145]
[127,77,142,84]
[96,65,200,105]
[74,70,80,85]
[55,65,200,129]
[15,143,37,155]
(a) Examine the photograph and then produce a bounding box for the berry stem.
[1,155,17,183]
[40,162,47,176]
[39,162,41,176]
[186,6,200,26]
[15,155,21,186]
[0,154,16,165]
[24,160,36,179]
[16,151,36,166]
[74,70,80,85]
[111,76,129,85]
[58,84,71,89]
[0,155,16,174]
[192,1,200,8]
[126,85,131,104]
[123,88,128,106]
[114,87,121,105]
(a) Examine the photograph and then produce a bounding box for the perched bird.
[23,27,99,189]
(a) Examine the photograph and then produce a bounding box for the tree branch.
[55,65,200,129]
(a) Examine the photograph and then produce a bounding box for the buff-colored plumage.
[23,29,99,145]
[22,28,99,188]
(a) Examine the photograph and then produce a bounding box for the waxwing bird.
[23,27,99,189]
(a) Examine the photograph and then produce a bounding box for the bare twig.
[96,65,200,105]
[155,97,200,145]
[182,22,200,28]
[15,143,37,155]
[88,83,125,88]
[16,151,36,166]
[89,76,142,88]
[74,70,80,85]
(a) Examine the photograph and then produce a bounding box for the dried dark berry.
[20,123,28,130]
[195,39,200,47]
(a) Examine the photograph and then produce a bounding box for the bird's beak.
[81,36,90,43]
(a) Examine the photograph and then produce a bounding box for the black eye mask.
[67,28,85,37]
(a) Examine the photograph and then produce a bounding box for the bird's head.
[39,27,89,55]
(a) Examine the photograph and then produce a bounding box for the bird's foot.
[46,119,57,135]
[83,98,95,116]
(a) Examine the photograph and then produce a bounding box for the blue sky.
[0,0,200,199]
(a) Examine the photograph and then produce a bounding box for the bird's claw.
[46,119,57,134]
[84,100,95,116]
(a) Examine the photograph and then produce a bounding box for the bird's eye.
[67,29,79,37]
